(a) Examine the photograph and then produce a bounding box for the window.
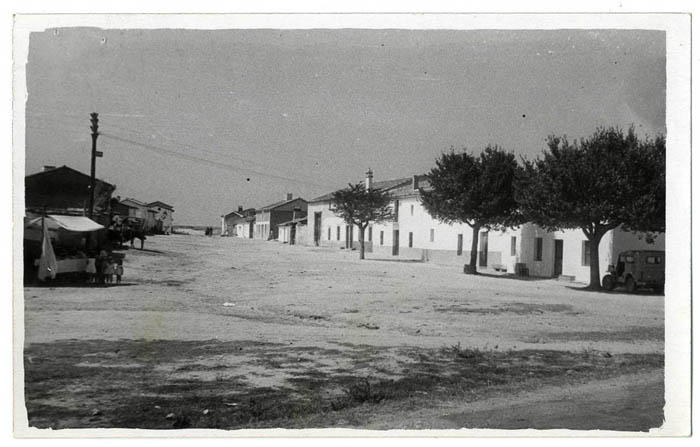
[535,237,543,261]
[328,227,331,241]
[581,240,590,266]
[410,204,414,216]
[368,226,373,242]
[394,200,400,222]
[646,255,662,264]
[511,236,517,256]
[430,228,435,242]
[336,226,340,241]
[380,231,384,245]
[408,232,413,248]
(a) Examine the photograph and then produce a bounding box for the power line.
[100,132,336,189]
[27,110,332,182]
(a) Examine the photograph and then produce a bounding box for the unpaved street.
[23,234,665,431]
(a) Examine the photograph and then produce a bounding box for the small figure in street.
[96,250,108,285]
[85,258,96,284]
[103,256,114,285]
[115,260,124,285]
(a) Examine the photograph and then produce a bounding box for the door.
[313,212,322,246]
[554,239,564,276]
[392,230,400,256]
[457,234,463,256]
[248,222,254,239]
[290,225,296,245]
[479,231,488,267]
[345,225,354,249]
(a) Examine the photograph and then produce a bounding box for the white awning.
[47,215,104,232]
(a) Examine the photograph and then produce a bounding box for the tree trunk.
[588,234,602,290]
[358,225,366,260]
[465,224,480,275]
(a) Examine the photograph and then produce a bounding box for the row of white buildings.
[233,169,664,283]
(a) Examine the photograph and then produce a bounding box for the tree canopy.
[420,146,522,273]
[516,126,665,288]
[331,182,394,259]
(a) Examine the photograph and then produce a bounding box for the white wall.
[306,203,363,248]
[553,227,665,283]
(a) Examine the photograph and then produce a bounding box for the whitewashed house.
[305,169,665,283]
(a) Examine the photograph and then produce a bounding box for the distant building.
[147,201,175,234]
[120,198,149,220]
[25,165,116,223]
[233,208,257,238]
[254,194,307,240]
[221,209,243,236]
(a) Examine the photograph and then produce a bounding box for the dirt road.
[22,234,665,431]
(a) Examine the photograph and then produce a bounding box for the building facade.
[254,195,307,240]
[305,170,665,282]
[147,201,174,234]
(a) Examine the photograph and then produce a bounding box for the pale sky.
[25,29,665,225]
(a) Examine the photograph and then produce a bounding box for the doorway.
[313,212,322,246]
[392,230,400,256]
[457,234,463,256]
[554,239,564,276]
[345,225,354,249]
[479,231,488,267]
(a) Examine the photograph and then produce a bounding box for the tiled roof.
[147,201,174,211]
[309,177,412,203]
[259,197,307,211]
[389,175,432,198]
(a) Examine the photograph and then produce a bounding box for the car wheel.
[625,276,636,293]
[602,275,615,291]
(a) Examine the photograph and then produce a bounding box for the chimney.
[286,193,293,201]
[365,168,373,190]
[412,175,420,191]
[43,165,56,172]
[238,206,243,213]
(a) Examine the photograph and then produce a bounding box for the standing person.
[103,256,115,285]
[95,250,108,285]
[115,259,124,285]
[85,258,96,284]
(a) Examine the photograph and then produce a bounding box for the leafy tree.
[420,146,522,274]
[331,182,395,260]
[516,126,665,290]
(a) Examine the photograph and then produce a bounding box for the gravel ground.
[21,234,665,431]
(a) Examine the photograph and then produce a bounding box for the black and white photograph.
[11,11,691,437]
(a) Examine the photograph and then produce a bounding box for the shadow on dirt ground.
[24,338,664,430]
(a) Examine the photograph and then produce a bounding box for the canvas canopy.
[25,215,104,232]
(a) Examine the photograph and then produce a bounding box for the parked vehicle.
[602,250,664,293]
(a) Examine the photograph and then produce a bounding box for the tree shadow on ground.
[565,284,664,296]
[475,272,552,282]
[25,282,139,289]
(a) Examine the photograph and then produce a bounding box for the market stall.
[24,214,115,281]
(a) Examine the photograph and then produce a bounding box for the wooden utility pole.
[88,113,101,219]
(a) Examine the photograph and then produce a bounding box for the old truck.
[602,250,665,293]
